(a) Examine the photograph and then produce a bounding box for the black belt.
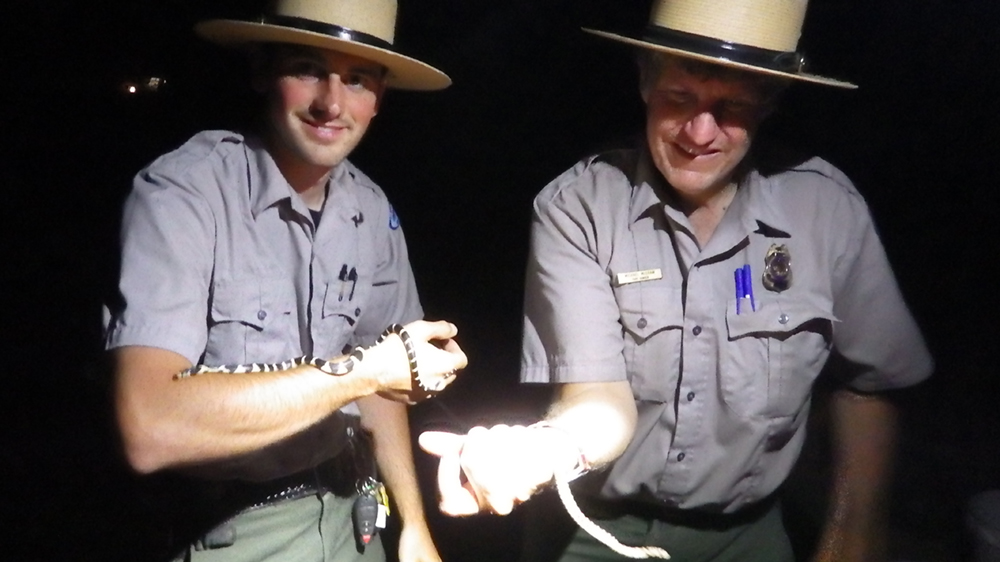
[166,420,376,554]
[580,494,778,531]
[221,421,375,512]
[228,472,325,512]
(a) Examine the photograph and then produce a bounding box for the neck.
[683,182,737,248]
[266,141,333,212]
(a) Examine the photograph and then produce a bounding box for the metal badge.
[762,244,792,292]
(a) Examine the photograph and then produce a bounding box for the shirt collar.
[627,147,793,246]
[628,148,671,225]
[246,136,294,219]
[245,136,354,222]
[324,164,364,226]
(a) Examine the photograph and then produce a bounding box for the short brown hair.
[637,50,789,105]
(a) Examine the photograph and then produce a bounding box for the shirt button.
[257,310,267,321]
[637,318,648,329]
[677,452,686,462]
[692,325,702,336]
[354,307,361,316]
[687,391,696,402]
[778,313,789,325]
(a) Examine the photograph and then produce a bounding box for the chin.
[662,170,716,193]
[297,144,350,169]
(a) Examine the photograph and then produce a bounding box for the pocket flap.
[322,281,364,323]
[210,279,280,330]
[616,286,684,340]
[726,298,837,340]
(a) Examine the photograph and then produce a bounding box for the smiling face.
[258,44,386,187]
[641,54,783,207]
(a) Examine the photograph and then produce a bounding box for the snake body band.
[174,324,449,397]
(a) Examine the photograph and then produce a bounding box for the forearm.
[813,388,899,561]
[115,339,405,473]
[542,381,638,471]
[357,394,428,526]
[419,380,636,517]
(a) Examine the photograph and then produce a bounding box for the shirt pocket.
[206,276,297,365]
[615,285,684,404]
[723,298,836,420]
[320,263,376,348]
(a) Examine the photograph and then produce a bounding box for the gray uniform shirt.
[521,148,932,512]
[104,130,422,476]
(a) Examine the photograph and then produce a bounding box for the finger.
[514,484,538,503]
[440,340,468,369]
[458,426,517,516]
[423,320,458,341]
[488,493,516,516]
[435,440,483,516]
[403,320,457,345]
[418,431,464,457]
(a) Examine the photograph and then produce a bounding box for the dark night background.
[5,0,1000,560]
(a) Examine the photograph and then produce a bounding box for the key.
[353,493,379,546]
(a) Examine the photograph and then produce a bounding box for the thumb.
[415,320,458,342]
[418,431,484,516]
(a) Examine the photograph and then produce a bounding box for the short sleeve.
[520,164,629,384]
[828,190,933,391]
[102,164,215,365]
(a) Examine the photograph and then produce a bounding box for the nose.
[682,111,720,147]
[313,74,343,118]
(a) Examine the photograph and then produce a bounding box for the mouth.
[673,143,718,160]
[302,117,348,142]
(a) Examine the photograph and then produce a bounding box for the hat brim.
[196,20,451,91]
[582,28,856,90]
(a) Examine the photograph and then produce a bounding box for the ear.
[371,80,388,116]
[638,71,654,107]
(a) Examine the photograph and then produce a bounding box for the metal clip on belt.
[245,482,320,511]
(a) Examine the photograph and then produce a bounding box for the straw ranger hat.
[583,0,856,89]
[195,0,450,91]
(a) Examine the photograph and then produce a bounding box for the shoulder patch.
[388,204,400,230]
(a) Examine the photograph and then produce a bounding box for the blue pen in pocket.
[734,268,745,315]
[742,264,756,312]
[735,265,756,314]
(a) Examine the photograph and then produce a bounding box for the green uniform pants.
[173,492,385,562]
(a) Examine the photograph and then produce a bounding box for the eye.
[719,99,761,118]
[283,58,326,82]
[342,73,369,91]
[341,70,381,92]
[660,90,694,107]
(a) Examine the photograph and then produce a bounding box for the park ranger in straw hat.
[104,1,467,561]
[421,0,931,560]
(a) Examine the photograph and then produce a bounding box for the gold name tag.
[615,268,662,286]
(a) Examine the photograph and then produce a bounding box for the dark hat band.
[643,26,805,74]
[261,15,394,52]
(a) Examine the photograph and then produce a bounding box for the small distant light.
[128,85,137,93]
